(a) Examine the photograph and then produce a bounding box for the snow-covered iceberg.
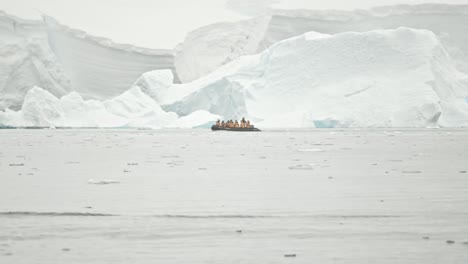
[166,28,468,128]
[175,4,468,82]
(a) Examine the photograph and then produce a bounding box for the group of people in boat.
[215,118,252,129]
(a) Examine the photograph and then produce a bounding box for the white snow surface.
[166,28,468,128]
[175,4,468,82]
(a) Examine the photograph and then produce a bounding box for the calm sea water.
[1,129,468,263]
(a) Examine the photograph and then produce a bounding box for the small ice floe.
[88,179,120,185]
[387,159,403,162]
[402,170,422,174]
[414,152,429,157]
[162,155,180,159]
[298,148,323,152]
[9,163,24,166]
[288,164,314,170]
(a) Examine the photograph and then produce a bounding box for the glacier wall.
[44,16,180,101]
[175,4,468,83]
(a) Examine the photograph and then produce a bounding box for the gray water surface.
[1,129,468,263]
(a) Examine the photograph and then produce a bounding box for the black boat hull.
[211,125,261,132]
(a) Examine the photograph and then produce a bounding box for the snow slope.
[174,4,468,82]
[167,28,468,128]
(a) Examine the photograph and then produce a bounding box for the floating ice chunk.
[298,149,324,152]
[88,179,120,185]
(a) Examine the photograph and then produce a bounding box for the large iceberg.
[166,28,468,128]
[174,4,468,82]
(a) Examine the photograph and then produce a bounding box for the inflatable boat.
[211,125,261,132]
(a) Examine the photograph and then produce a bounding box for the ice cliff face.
[44,17,180,101]
[175,4,468,83]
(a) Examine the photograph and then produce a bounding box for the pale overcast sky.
[2,0,467,48]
